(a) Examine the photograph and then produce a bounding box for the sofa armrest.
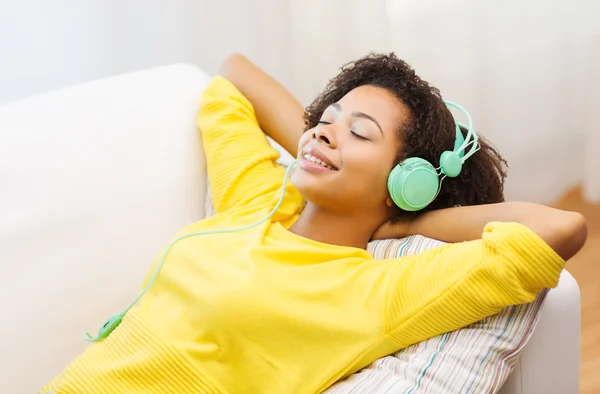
[499,270,580,394]
[0,64,212,393]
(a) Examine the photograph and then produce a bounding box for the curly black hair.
[304,53,508,222]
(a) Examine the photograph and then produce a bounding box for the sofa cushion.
[325,236,548,394]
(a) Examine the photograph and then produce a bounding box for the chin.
[290,170,338,208]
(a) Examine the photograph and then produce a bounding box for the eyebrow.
[330,103,383,135]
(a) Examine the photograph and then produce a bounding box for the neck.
[288,202,385,249]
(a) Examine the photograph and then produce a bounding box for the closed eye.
[318,121,369,141]
[351,130,369,141]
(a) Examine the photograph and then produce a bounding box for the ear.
[386,197,395,208]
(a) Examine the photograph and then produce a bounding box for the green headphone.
[387,100,479,211]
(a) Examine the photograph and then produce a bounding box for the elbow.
[569,212,588,256]
[220,53,251,77]
[556,211,588,261]
[223,52,248,64]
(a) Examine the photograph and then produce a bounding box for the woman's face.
[292,85,407,215]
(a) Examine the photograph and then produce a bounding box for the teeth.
[303,153,335,170]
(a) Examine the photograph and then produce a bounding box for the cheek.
[343,148,393,197]
[296,131,311,155]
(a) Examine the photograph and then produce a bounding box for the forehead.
[336,85,409,134]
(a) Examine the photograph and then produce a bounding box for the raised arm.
[220,54,305,156]
[198,74,301,214]
[384,220,570,349]
[373,202,587,261]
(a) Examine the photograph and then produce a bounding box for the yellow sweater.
[42,76,565,394]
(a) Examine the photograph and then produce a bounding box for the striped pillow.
[323,236,548,394]
[203,185,547,393]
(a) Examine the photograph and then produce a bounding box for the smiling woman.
[42,53,586,394]
[301,55,509,226]
[291,84,404,231]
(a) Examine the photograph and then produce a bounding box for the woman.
[42,53,587,394]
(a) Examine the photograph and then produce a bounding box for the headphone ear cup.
[388,157,440,211]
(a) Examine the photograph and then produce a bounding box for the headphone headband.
[443,100,479,160]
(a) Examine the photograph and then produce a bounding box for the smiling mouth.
[301,153,338,171]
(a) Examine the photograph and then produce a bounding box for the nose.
[313,124,338,148]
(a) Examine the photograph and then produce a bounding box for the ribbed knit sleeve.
[197,76,286,213]
[384,222,565,348]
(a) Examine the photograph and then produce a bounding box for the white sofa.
[0,64,581,394]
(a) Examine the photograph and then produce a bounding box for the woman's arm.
[198,76,300,213]
[219,53,305,156]
[373,202,587,261]
[384,220,567,349]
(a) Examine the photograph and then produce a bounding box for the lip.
[301,146,339,171]
[299,157,334,173]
